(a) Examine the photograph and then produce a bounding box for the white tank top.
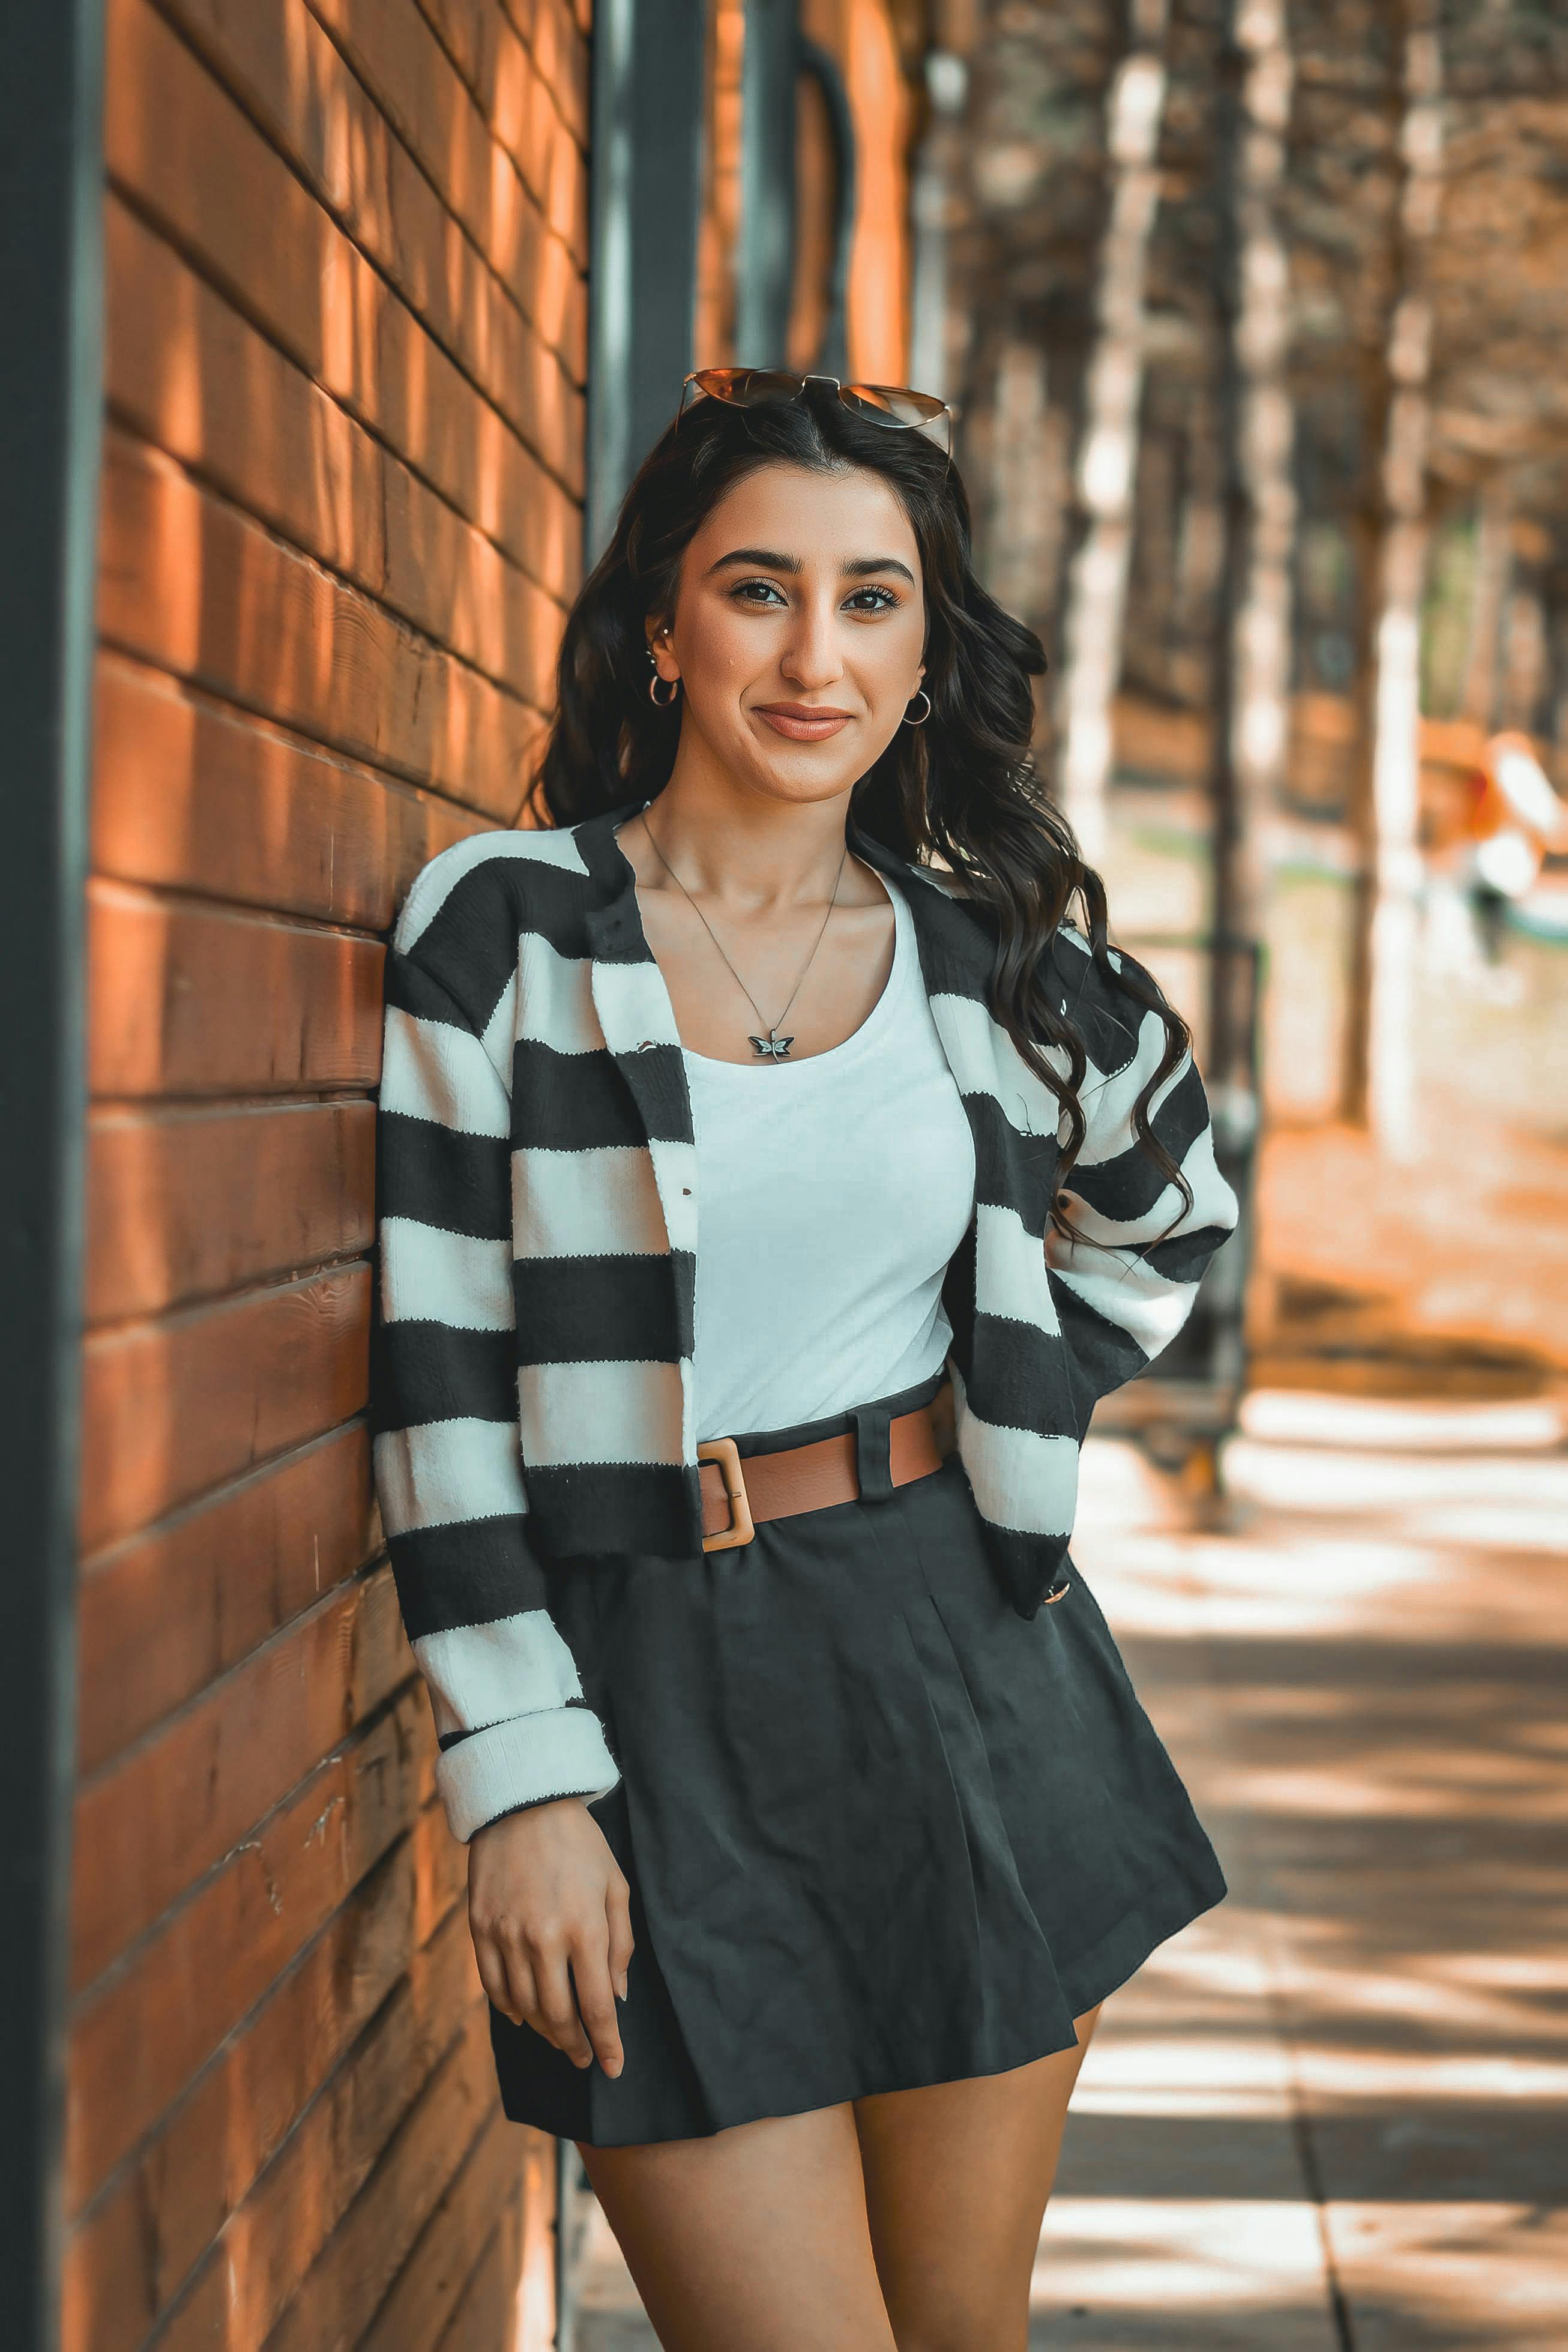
[682,874,977,1442]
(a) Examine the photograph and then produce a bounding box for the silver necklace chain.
[639,809,849,1060]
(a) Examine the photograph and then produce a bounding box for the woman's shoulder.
[391,819,597,956]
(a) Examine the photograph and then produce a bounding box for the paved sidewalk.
[568,1394,1568,2349]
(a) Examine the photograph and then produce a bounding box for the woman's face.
[650,460,927,807]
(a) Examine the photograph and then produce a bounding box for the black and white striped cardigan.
[372,795,1239,1842]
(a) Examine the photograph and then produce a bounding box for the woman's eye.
[731,579,788,607]
[845,585,899,614]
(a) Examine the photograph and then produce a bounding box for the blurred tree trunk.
[1342,0,1444,1151]
[1208,0,1296,1108]
[1461,474,1513,728]
[951,0,1126,759]
[1056,0,1171,869]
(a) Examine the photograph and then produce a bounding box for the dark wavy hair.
[526,384,1192,1235]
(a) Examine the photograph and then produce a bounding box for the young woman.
[373,370,1238,2352]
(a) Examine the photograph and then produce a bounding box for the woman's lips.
[753,703,855,742]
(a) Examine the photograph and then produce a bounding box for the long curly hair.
[527,384,1192,1235]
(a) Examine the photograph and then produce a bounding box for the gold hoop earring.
[902,688,932,727]
[650,673,681,708]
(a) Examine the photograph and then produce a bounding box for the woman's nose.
[779,603,845,690]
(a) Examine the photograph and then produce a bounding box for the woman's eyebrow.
[705,547,917,586]
[707,546,800,576]
[843,555,917,585]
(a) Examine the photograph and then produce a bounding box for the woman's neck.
[627,771,878,914]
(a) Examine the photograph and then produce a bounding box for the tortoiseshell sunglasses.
[677,367,953,457]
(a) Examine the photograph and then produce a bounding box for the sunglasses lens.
[839,382,951,451]
[839,383,941,426]
[692,368,805,406]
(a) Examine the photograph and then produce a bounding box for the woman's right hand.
[468,1797,634,2078]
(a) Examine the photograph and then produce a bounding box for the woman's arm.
[374,929,633,2070]
[1045,939,1240,1435]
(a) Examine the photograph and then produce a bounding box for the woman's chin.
[733,728,876,803]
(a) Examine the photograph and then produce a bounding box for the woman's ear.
[647,618,680,682]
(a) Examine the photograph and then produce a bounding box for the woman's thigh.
[579,2102,901,2352]
[852,2006,1103,2352]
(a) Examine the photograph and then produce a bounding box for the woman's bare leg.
[852,2004,1103,2352]
[579,2102,901,2352]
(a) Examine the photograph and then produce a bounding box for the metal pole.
[586,0,708,560]
[0,0,103,2342]
[737,0,800,365]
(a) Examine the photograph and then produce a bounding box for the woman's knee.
[891,2310,1028,2352]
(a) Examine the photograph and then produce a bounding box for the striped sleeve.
[1045,947,1240,1431]
[372,936,621,1843]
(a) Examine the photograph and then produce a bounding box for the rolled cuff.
[435,1704,621,1844]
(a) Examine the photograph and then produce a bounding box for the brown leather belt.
[697,1388,950,1551]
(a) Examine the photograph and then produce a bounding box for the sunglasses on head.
[678,367,953,457]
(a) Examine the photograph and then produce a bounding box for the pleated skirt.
[489,1368,1226,2147]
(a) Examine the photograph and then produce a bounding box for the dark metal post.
[586,0,708,559]
[737,0,800,364]
[0,0,103,2343]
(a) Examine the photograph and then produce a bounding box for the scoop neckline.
[680,869,908,1077]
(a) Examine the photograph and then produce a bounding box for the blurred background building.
[4,1,1564,2347]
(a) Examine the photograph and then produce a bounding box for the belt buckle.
[698,1435,755,1552]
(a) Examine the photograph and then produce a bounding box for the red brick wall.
[66,3,591,2345]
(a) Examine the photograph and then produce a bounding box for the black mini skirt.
[489,1367,1226,2148]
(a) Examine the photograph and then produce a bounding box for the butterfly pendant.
[749,1033,794,1059]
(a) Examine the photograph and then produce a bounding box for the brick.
[78,1262,369,1553]
[98,431,547,808]
[76,1426,376,1775]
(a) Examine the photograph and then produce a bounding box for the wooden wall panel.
[76,1428,377,1773]
[74,0,586,2336]
[65,1807,466,2352]
[106,202,580,642]
[110,0,582,474]
[105,0,582,495]
[67,1689,430,2211]
[357,2108,525,2352]
[88,886,385,1102]
[261,2004,501,2352]
[62,1832,435,2352]
[71,1564,409,1989]
[98,433,546,809]
[153,1951,488,2352]
[79,1263,370,1552]
[304,0,588,347]
[86,1099,375,1323]
[92,658,481,929]
[419,0,590,170]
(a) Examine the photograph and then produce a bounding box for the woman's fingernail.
[617,1973,629,2000]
